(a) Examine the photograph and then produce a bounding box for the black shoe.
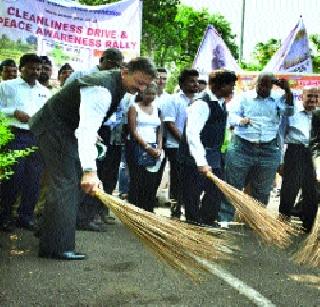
[39,250,87,260]
[16,219,35,231]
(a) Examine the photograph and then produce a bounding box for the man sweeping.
[178,70,237,226]
[30,57,157,260]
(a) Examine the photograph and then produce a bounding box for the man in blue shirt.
[223,73,293,221]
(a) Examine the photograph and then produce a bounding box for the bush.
[0,114,35,180]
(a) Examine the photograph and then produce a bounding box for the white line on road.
[196,258,276,307]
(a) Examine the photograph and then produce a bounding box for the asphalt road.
[0,206,319,307]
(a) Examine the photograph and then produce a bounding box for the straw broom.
[292,213,320,267]
[94,189,236,280]
[206,172,299,248]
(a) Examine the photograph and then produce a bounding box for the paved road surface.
[0,203,319,306]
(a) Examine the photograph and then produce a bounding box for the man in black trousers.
[279,95,319,232]
[179,70,237,226]
[30,57,157,260]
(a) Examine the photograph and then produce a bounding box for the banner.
[193,25,241,79]
[263,17,312,73]
[0,0,141,70]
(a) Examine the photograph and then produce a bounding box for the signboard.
[0,0,141,70]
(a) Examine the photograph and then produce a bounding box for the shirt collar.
[207,90,225,104]
[16,77,41,87]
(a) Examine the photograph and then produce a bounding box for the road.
[0,201,319,306]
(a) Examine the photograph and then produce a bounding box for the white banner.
[0,0,141,70]
[193,25,241,80]
[263,17,313,73]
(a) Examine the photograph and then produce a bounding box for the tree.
[240,38,280,71]
[310,34,320,73]
[0,114,35,180]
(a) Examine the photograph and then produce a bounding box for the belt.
[236,135,277,147]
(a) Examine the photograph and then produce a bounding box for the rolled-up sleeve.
[76,86,112,170]
[161,96,176,122]
[186,100,209,167]
[228,95,244,126]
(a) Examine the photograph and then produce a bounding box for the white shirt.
[64,66,99,85]
[161,91,192,148]
[76,86,113,171]
[132,102,161,144]
[186,91,225,167]
[285,100,312,146]
[0,78,51,130]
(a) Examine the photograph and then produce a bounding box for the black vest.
[178,93,227,167]
[30,70,125,135]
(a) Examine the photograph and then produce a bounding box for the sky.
[181,0,320,61]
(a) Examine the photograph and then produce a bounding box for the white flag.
[263,17,312,73]
[193,25,241,79]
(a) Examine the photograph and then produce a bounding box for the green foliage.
[0,115,35,181]
[310,34,320,73]
[239,38,280,71]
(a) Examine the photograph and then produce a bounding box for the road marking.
[196,258,276,307]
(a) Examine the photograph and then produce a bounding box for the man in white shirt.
[279,96,318,232]
[161,69,199,218]
[0,59,17,81]
[180,70,236,226]
[0,54,51,231]
[30,57,157,260]
[67,49,124,231]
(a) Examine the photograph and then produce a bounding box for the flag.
[193,25,241,79]
[263,17,312,73]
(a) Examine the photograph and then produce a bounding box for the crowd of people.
[0,48,319,260]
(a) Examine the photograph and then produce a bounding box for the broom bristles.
[94,189,236,280]
[293,213,320,267]
[206,172,299,248]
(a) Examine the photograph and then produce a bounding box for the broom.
[206,172,299,248]
[292,213,320,267]
[94,189,236,280]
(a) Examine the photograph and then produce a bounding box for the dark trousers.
[77,144,122,225]
[37,129,81,255]
[126,141,158,212]
[182,164,222,224]
[97,144,122,194]
[130,164,158,212]
[165,148,182,201]
[0,129,43,224]
[279,144,318,230]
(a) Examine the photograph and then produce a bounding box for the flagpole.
[239,0,246,63]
